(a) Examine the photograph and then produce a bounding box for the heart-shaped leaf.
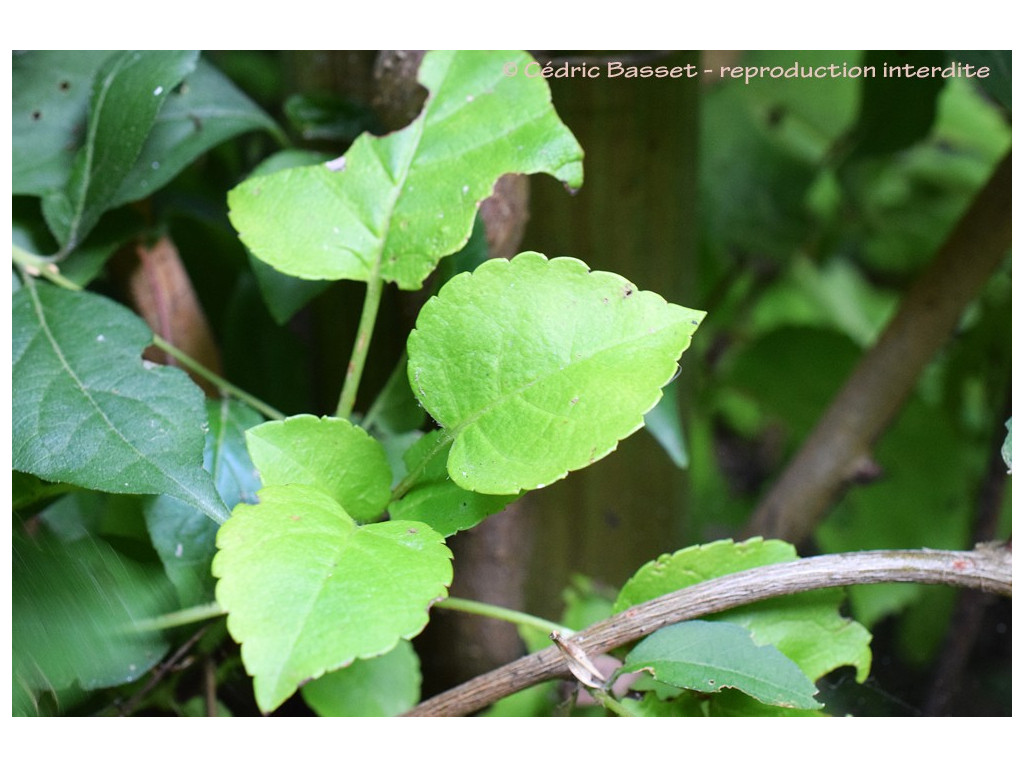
[213,484,452,713]
[407,252,705,494]
[12,281,228,524]
[245,415,392,523]
[227,50,583,290]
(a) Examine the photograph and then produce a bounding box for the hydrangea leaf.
[227,50,583,290]
[620,621,822,710]
[213,484,452,713]
[407,252,705,494]
[245,415,391,523]
[615,538,872,683]
[301,640,420,717]
[12,281,228,524]
[389,430,519,537]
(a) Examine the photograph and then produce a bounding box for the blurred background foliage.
[12,50,1011,716]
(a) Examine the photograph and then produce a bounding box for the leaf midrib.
[22,281,226,523]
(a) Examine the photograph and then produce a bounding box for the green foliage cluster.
[11,50,1010,717]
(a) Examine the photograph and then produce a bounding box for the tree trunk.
[519,51,702,618]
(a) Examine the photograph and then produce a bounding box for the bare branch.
[404,544,1011,716]
[745,152,1012,543]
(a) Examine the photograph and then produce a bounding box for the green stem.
[135,602,226,633]
[12,245,82,291]
[13,247,286,423]
[390,431,454,501]
[336,265,385,420]
[436,596,571,637]
[151,337,287,421]
[589,688,635,717]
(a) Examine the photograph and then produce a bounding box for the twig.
[745,152,1012,543]
[117,626,208,716]
[152,337,286,421]
[403,545,1011,716]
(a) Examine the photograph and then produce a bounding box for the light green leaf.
[389,430,519,536]
[228,50,583,290]
[408,252,705,494]
[145,399,264,605]
[13,529,174,716]
[621,621,822,710]
[41,51,199,252]
[301,640,420,717]
[246,415,391,523]
[213,484,452,713]
[243,149,335,324]
[615,538,872,683]
[12,281,229,524]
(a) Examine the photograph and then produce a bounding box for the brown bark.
[405,544,1012,716]
[745,152,1012,544]
[369,51,537,692]
[110,235,222,397]
[519,51,702,617]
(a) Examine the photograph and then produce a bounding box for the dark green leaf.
[643,380,689,468]
[145,399,264,605]
[110,57,282,208]
[620,621,821,709]
[12,281,228,523]
[948,50,1010,111]
[616,538,872,683]
[13,529,174,716]
[846,51,945,157]
[362,354,426,437]
[41,51,199,252]
[283,92,380,142]
[12,51,113,195]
